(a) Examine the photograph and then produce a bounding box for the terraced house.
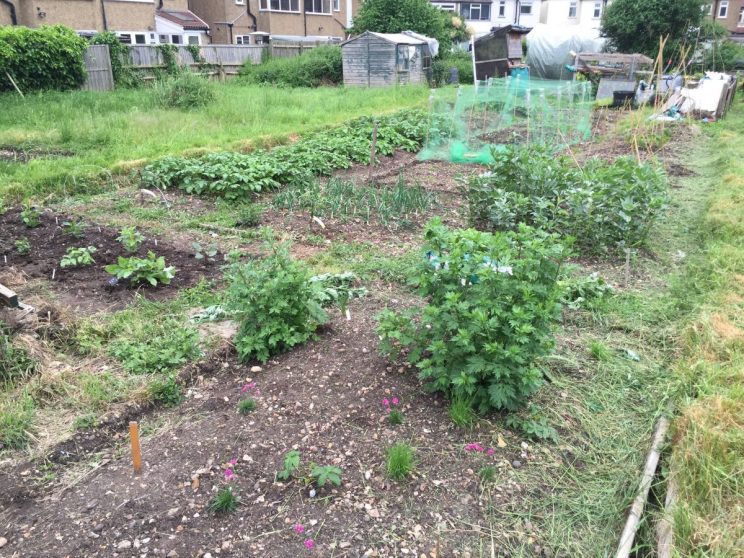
[188,0,359,45]
[431,0,542,36]
[0,0,209,44]
[706,0,744,41]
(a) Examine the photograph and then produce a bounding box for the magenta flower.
[229,457,238,466]
[391,397,399,405]
[241,384,249,393]
[224,468,234,480]
[465,443,485,453]
[294,524,305,534]
[382,398,390,407]
[486,448,495,456]
[304,539,314,550]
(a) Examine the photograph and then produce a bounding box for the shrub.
[105,252,176,286]
[433,51,474,86]
[0,25,88,93]
[240,46,342,87]
[155,71,216,110]
[466,145,668,254]
[227,233,329,363]
[386,443,415,480]
[378,219,565,413]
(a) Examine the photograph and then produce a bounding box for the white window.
[461,3,491,20]
[520,1,533,15]
[259,0,300,11]
[568,1,577,18]
[437,3,457,12]
[236,35,251,44]
[304,0,331,13]
[187,35,200,45]
[739,6,744,24]
[171,34,182,44]
[333,0,340,10]
[593,2,602,18]
[718,0,728,18]
[498,0,506,17]
[236,0,245,4]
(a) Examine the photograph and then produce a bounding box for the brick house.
[707,0,744,42]
[188,0,358,45]
[0,0,210,45]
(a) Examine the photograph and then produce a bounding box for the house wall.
[539,0,607,30]
[708,0,744,35]
[432,1,541,38]
[190,0,256,44]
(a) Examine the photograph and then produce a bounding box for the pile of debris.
[653,72,739,121]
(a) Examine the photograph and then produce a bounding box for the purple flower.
[241,384,249,393]
[224,468,234,480]
[382,398,390,407]
[465,443,485,453]
[229,457,238,466]
[391,397,399,406]
[304,539,314,550]
[294,524,305,534]
[486,448,495,456]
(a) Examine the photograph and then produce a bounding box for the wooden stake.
[129,421,142,474]
[624,249,631,287]
[5,71,24,98]
[368,122,378,180]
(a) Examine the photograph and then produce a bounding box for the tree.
[351,0,469,55]
[601,0,705,59]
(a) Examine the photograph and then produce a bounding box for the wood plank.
[0,282,19,308]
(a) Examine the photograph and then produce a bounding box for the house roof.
[342,31,427,46]
[476,25,532,44]
[156,9,209,31]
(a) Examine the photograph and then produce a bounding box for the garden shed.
[474,25,531,80]
[341,31,433,87]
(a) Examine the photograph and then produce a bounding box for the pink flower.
[224,468,234,480]
[304,539,314,550]
[294,524,305,534]
[391,397,399,406]
[241,384,249,393]
[486,448,495,456]
[229,458,238,466]
[382,398,390,407]
[465,443,485,453]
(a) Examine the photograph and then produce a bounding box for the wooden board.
[0,282,19,308]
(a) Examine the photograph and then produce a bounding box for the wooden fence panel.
[82,44,114,91]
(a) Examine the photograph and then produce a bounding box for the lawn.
[0,83,428,200]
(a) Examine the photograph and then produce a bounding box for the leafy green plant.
[432,51,474,86]
[109,321,200,375]
[227,232,329,363]
[60,246,96,268]
[20,205,40,228]
[91,31,140,88]
[237,397,256,414]
[156,44,180,75]
[559,271,614,309]
[378,219,566,413]
[478,465,497,483]
[73,414,97,430]
[149,374,184,407]
[61,219,86,238]
[117,226,145,253]
[14,238,30,255]
[105,252,176,286]
[276,449,301,481]
[240,46,342,87]
[386,443,415,481]
[310,465,342,487]
[1,326,38,386]
[0,395,35,449]
[234,203,263,228]
[155,71,215,110]
[388,409,404,425]
[505,405,558,442]
[209,486,240,515]
[466,146,668,254]
[192,242,218,262]
[449,398,476,428]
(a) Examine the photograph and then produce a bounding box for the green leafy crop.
[60,246,97,268]
[105,252,176,286]
[117,226,145,253]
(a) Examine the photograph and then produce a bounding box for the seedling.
[62,220,87,238]
[386,443,415,480]
[310,465,342,487]
[276,449,301,481]
[208,486,240,515]
[105,252,176,286]
[20,206,41,228]
[117,226,145,253]
[192,242,218,262]
[14,238,31,255]
[60,246,97,268]
[388,409,404,425]
[237,397,256,414]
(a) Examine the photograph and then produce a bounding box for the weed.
[117,226,145,253]
[388,410,404,426]
[310,465,342,487]
[233,203,263,228]
[478,465,497,483]
[0,328,38,386]
[448,398,476,428]
[73,414,97,430]
[589,340,612,361]
[109,320,200,375]
[20,205,41,228]
[505,405,558,442]
[276,449,301,481]
[149,375,184,407]
[208,485,240,515]
[13,238,30,255]
[237,397,256,414]
[155,72,216,110]
[0,394,35,449]
[60,246,96,268]
[61,219,86,238]
[192,242,218,262]
[386,443,415,481]
[105,252,176,286]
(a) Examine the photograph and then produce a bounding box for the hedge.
[0,25,88,93]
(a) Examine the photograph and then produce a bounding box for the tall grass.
[0,84,428,200]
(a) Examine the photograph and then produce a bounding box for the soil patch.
[0,145,74,163]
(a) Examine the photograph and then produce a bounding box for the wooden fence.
[82,44,114,92]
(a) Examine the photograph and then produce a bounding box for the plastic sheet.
[525,24,605,80]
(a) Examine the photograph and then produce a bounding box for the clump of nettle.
[275,449,342,493]
[378,218,566,417]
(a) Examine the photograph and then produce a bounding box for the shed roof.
[475,25,532,44]
[342,31,426,46]
[156,9,209,31]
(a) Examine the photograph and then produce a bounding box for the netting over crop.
[419,77,594,164]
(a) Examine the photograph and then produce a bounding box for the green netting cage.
[419,77,594,164]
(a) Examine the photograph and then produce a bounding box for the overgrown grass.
[0,84,428,200]
[386,442,415,481]
[669,100,744,555]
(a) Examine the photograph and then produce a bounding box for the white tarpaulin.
[402,30,439,58]
[526,24,606,80]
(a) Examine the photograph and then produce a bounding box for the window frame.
[498,0,506,17]
[333,0,340,11]
[235,0,245,5]
[304,0,332,14]
[568,0,577,18]
[739,6,744,25]
[592,1,602,18]
[259,0,301,12]
[520,1,533,16]
[437,2,457,12]
[718,0,728,18]
[460,3,491,21]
